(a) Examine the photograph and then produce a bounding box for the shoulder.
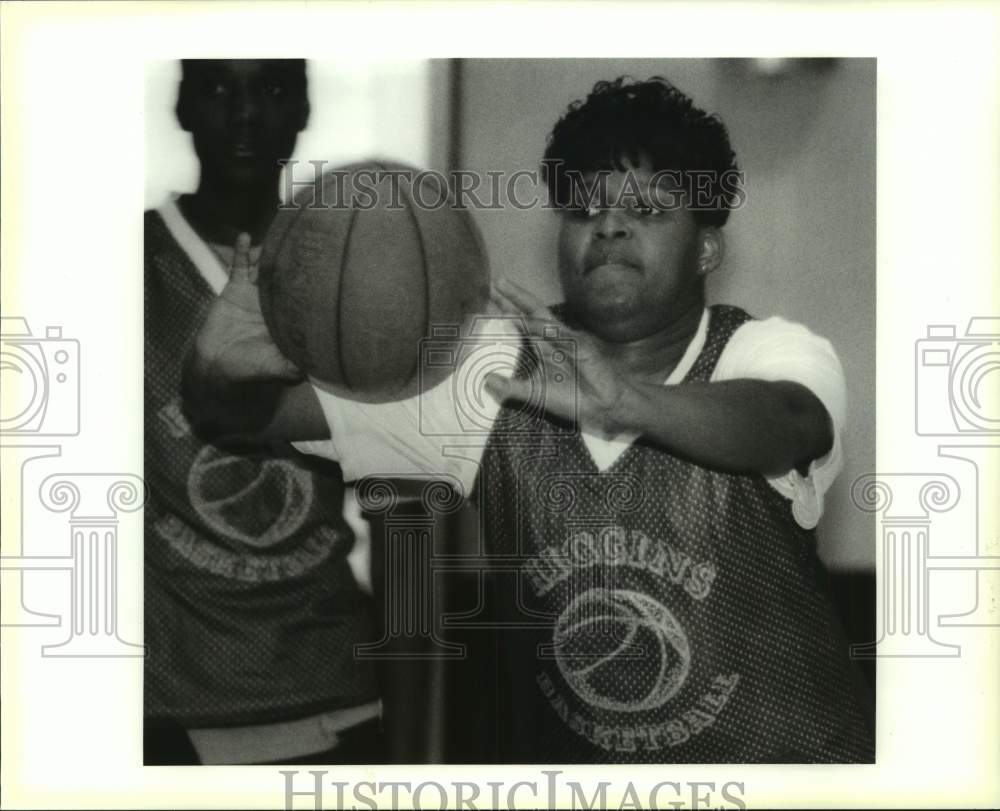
[144,208,169,249]
[733,311,830,345]
[143,207,186,287]
[717,313,842,379]
[144,207,165,230]
[714,310,847,433]
[708,303,754,331]
[715,311,849,529]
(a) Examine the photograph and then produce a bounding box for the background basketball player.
[144,59,382,765]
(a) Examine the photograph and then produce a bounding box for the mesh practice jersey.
[476,305,874,763]
[144,209,376,726]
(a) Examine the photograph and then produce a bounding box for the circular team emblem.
[186,445,314,548]
[553,588,691,713]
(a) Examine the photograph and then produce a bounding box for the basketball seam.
[455,195,490,310]
[394,163,427,399]
[261,200,303,363]
[336,181,361,392]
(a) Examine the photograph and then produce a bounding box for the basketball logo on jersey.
[529,529,740,753]
[187,444,314,548]
[553,588,692,713]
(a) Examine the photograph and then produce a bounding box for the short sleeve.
[292,316,523,498]
[711,316,848,529]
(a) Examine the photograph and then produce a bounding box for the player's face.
[556,160,709,343]
[178,59,308,189]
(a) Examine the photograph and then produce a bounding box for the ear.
[696,226,724,276]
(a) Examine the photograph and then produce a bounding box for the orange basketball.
[258,160,490,402]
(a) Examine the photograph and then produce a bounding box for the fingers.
[491,277,552,319]
[274,358,305,381]
[491,278,560,339]
[230,232,254,284]
[245,337,304,382]
[268,350,305,382]
[484,371,528,405]
[491,284,586,349]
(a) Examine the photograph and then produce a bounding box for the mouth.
[230,142,259,159]
[584,258,640,275]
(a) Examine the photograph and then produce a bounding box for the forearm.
[180,351,284,439]
[608,379,834,476]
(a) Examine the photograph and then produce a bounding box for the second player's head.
[542,76,739,228]
[542,77,740,344]
[176,59,310,191]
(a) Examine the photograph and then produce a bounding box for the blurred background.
[146,57,876,762]
[145,59,442,209]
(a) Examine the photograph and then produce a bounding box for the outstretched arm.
[485,279,833,477]
[181,233,330,444]
[608,378,832,476]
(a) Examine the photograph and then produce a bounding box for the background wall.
[457,58,876,571]
[144,59,437,210]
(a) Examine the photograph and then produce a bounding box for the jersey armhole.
[765,427,844,530]
[715,317,847,531]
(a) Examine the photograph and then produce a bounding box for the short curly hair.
[542,76,740,227]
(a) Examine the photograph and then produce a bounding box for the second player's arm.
[487,278,837,479]
[606,377,833,477]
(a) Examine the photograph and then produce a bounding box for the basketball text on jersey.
[537,669,740,753]
[153,514,345,582]
[154,396,344,581]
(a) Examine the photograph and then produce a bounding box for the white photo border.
[1,1,998,808]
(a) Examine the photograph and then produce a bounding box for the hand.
[192,233,302,383]
[484,278,630,433]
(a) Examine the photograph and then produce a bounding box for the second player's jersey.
[476,305,874,763]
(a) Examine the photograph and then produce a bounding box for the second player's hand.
[192,233,302,383]
[484,278,630,432]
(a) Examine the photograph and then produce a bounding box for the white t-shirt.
[295,309,847,530]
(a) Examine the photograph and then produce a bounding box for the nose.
[230,86,261,126]
[593,208,630,240]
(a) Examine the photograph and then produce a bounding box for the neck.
[179,174,281,246]
[594,298,706,382]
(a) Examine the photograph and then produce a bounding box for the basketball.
[258,160,490,402]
